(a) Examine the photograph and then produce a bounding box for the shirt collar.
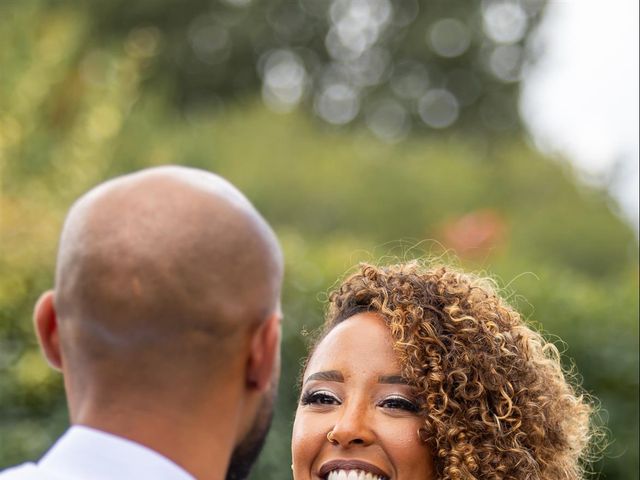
[39,425,195,480]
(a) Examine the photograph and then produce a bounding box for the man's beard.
[225,384,277,480]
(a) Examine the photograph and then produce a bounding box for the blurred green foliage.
[1,2,638,480]
[20,0,544,136]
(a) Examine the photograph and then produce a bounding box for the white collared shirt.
[0,425,195,480]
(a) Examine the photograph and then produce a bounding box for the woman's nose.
[329,401,375,447]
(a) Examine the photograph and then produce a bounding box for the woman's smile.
[319,459,390,480]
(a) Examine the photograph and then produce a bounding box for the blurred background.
[0,0,637,479]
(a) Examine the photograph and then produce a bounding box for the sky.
[521,0,639,230]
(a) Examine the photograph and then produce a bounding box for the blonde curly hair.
[314,261,596,480]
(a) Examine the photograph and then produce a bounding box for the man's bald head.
[52,166,283,403]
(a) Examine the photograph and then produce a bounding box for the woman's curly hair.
[315,261,596,480]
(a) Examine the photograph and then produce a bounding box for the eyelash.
[300,391,418,413]
[300,390,340,406]
[379,396,419,413]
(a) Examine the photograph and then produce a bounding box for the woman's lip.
[318,459,390,479]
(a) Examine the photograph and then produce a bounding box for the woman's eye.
[379,396,419,412]
[300,390,340,406]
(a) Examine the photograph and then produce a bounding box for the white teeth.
[326,470,383,480]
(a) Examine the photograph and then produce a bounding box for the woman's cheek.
[292,410,325,478]
[378,418,432,472]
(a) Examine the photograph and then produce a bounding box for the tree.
[76,0,546,138]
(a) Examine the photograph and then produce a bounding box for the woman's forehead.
[304,312,401,380]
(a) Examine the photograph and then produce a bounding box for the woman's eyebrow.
[304,370,344,384]
[378,374,408,385]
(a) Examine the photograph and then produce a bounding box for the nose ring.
[327,430,338,444]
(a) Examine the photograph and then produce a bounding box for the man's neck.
[73,396,242,480]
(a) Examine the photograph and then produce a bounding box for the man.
[0,166,284,480]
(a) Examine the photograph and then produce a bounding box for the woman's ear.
[246,311,281,392]
[33,290,63,371]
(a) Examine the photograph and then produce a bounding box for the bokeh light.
[418,89,459,129]
[488,44,522,82]
[260,50,308,113]
[428,18,471,58]
[483,1,528,44]
[390,60,430,100]
[365,99,410,142]
[314,83,360,124]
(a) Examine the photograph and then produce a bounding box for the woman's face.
[292,313,435,480]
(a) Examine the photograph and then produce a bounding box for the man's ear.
[33,290,63,371]
[246,311,281,392]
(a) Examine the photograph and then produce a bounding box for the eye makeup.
[377,395,419,413]
[300,389,341,406]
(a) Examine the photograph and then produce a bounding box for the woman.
[292,261,595,480]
